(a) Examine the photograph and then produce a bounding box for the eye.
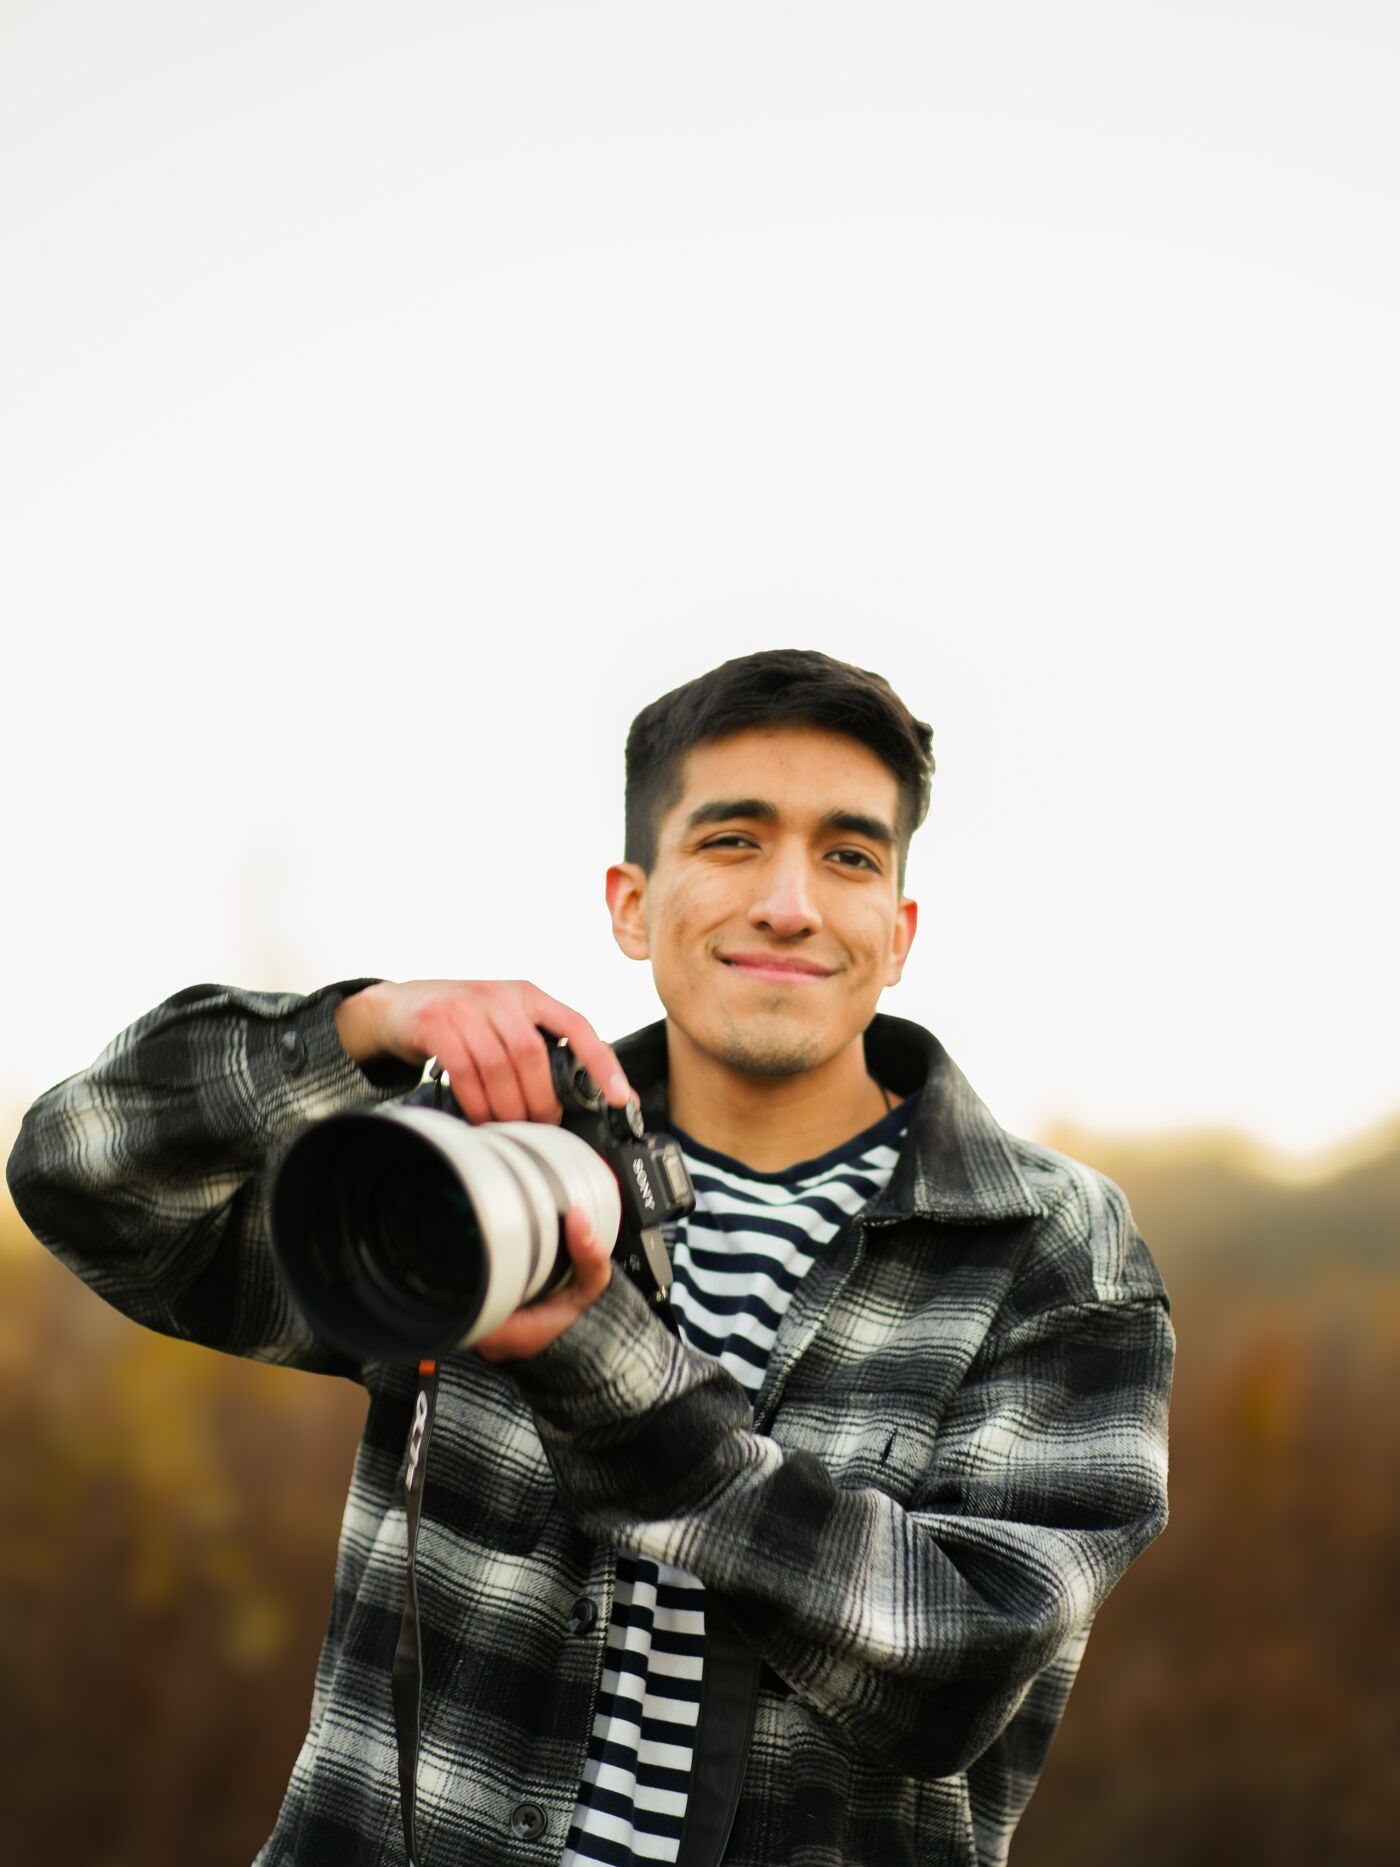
[699,834,756,849]
[828,848,880,871]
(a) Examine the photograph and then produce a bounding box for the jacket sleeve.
[509,1246,1174,1781]
[4,979,421,1378]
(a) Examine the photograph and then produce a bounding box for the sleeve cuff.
[509,1267,701,1435]
[245,978,422,1144]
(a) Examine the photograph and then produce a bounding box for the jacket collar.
[611,1012,1045,1227]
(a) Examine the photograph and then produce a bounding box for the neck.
[664,1019,891,1173]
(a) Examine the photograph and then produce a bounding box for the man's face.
[607,725,918,1078]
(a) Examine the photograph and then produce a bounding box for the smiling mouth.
[719,956,834,982]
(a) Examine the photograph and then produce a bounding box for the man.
[7,648,1174,1867]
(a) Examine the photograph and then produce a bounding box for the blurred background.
[2,1,1396,1861]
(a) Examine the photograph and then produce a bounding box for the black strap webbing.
[673,1599,762,1867]
[391,1362,440,1867]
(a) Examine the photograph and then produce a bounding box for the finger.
[522,987,636,1108]
[434,1039,490,1126]
[563,1204,613,1298]
[487,1007,564,1125]
[450,1001,529,1123]
[475,1305,559,1362]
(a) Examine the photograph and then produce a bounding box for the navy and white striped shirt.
[563,1097,912,1867]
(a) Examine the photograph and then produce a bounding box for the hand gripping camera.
[268,1036,695,1362]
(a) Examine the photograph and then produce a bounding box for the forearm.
[5,978,418,1368]
[512,1269,1174,1776]
[333,980,392,1065]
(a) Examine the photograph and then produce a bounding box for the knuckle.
[474,1038,511,1078]
[507,1020,546,1058]
[405,1001,445,1050]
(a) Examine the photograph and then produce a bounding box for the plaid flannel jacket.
[6,980,1174,1867]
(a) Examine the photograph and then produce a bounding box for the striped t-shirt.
[561,1095,912,1867]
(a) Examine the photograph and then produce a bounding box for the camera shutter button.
[566,1596,598,1636]
[277,1030,307,1075]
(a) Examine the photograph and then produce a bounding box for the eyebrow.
[683,798,897,846]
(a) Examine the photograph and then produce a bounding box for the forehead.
[663,725,899,827]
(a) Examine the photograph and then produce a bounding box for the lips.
[719,953,834,979]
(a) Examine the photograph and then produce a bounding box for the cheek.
[848,916,902,981]
[645,904,703,988]
[653,878,729,948]
[648,890,737,1006]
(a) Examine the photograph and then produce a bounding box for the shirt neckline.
[666,1093,915,1186]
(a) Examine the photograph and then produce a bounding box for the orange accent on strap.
[419,1360,438,1376]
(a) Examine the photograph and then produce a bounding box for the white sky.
[2,1,1396,1155]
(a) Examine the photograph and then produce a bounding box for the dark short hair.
[624,649,935,891]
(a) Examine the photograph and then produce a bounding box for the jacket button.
[508,1802,547,1841]
[566,1596,598,1636]
[277,1030,307,1075]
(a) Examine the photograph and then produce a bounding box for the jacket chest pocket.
[774,1387,938,1507]
[412,1356,558,1554]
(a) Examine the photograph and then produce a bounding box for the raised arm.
[5,976,639,1376]
[5,979,421,1374]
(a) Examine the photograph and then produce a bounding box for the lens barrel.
[270,1106,622,1362]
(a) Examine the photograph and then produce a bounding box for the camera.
[268,1035,695,1362]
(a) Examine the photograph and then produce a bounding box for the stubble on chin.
[712,1024,823,1079]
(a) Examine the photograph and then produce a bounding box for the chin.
[711,1026,825,1078]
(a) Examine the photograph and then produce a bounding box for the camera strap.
[391,1359,440,1867]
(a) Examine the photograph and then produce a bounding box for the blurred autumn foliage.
[2,1113,1398,1866]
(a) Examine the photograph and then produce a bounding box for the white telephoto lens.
[376,1108,622,1346]
[477,1123,623,1302]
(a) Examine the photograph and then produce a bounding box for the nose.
[747,856,823,940]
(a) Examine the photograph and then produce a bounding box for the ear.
[885,896,917,986]
[606,862,651,961]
